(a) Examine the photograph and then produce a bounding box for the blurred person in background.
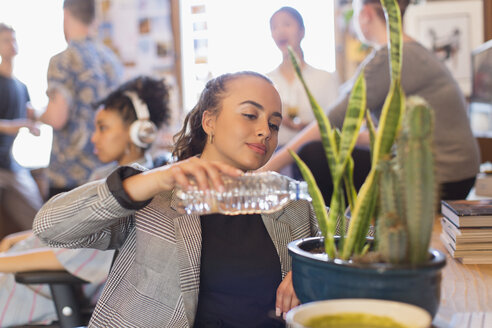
[0,22,43,237]
[267,6,339,150]
[39,0,123,199]
[90,75,171,179]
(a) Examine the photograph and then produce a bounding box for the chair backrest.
[14,270,92,328]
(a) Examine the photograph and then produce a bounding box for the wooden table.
[431,217,492,327]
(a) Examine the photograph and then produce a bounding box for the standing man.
[0,23,43,235]
[40,0,123,198]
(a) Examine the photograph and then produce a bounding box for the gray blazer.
[34,171,319,327]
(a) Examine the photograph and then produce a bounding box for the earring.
[209,133,214,144]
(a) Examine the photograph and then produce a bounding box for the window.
[0,0,65,168]
[180,0,336,111]
[0,0,66,109]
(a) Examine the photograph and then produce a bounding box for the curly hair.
[93,75,171,132]
[172,71,272,161]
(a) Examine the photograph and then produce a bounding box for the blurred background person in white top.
[267,6,339,149]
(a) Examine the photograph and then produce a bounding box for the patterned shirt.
[47,37,123,189]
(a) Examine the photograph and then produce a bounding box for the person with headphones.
[90,75,171,180]
[0,75,171,327]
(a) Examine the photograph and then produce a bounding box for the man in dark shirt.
[0,23,43,235]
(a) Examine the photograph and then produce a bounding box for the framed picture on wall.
[404,0,484,96]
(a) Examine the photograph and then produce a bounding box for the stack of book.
[440,199,492,264]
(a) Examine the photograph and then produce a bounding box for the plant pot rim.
[288,236,446,271]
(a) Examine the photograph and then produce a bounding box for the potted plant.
[286,0,446,319]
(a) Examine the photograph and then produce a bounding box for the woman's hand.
[275,271,300,319]
[122,157,244,202]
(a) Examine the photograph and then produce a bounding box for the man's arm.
[0,118,39,136]
[39,91,69,130]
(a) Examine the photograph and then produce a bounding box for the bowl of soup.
[285,299,432,328]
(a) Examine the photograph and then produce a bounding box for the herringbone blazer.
[34,168,319,327]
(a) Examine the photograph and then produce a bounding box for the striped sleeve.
[33,177,135,251]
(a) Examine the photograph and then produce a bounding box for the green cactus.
[397,96,436,264]
[376,96,435,264]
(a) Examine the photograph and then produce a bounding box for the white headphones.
[125,91,158,148]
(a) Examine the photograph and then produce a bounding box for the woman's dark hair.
[172,71,272,161]
[270,6,305,31]
[362,0,410,20]
[93,75,171,130]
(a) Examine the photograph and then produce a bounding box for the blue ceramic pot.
[288,237,446,318]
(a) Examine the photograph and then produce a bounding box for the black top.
[0,74,30,171]
[194,213,284,328]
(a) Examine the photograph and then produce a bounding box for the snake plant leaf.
[343,156,357,212]
[336,72,366,181]
[326,72,366,246]
[341,169,376,258]
[327,181,345,247]
[371,81,405,165]
[287,47,338,175]
[331,129,348,248]
[366,111,376,161]
[367,0,404,164]
[334,128,341,153]
[289,150,336,258]
[382,0,403,82]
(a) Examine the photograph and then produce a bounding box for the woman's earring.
[209,133,214,144]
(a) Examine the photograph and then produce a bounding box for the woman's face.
[91,108,131,164]
[270,11,304,55]
[201,75,282,172]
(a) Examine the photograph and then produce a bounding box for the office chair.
[13,270,92,328]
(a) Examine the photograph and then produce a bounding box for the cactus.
[376,158,407,263]
[289,0,437,265]
[397,96,436,264]
[376,97,436,265]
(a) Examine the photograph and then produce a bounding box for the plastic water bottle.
[174,171,311,215]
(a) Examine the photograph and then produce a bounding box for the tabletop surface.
[432,217,492,328]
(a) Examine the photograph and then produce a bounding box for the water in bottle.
[175,171,311,215]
